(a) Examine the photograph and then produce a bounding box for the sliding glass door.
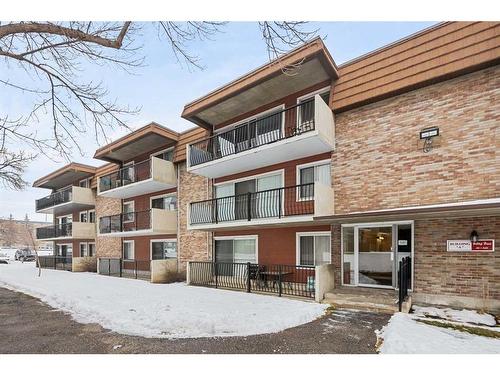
[215,237,257,276]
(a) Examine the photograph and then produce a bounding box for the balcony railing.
[99,159,152,193]
[190,183,314,225]
[36,187,72,211]
[99,210,152,234]
[189,99,315,167]
[36,223,73,239]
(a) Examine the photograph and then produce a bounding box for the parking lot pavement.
[0,287,391,354]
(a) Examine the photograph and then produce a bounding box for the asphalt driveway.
[0,287,390,354]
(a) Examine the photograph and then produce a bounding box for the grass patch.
[416,319,500,339]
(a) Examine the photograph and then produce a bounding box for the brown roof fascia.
[181,37,339,121]
[93,122,180,161]
[32,162,97,188]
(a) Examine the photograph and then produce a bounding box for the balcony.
[98,157,176,199]
[35,186,95,215]
[36,222,96,241]
[187,95,335,178]
[188,182,334,230]
[98,208,177,237]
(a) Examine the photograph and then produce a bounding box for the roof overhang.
[314,199,500,224]
[93,122,179,163]
[182,37,338,129]
[33,163,96,190]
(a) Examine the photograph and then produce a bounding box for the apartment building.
[33,21,499,311]
[33,163,97,260]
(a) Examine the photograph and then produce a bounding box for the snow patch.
[0,262,326,339]
[412,305,497,326]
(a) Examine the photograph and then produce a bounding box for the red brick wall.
[215,225,330,265]
[414,216,500,301]
[332,66,500,214]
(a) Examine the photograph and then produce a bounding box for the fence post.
[53,256,56,270]
[119,259,123,277]
[246,262,251,293]
[135,260,138,279]
[398,259,402,312]
[108,259,111,276]
[278,265,282,297]
[215,262,218,289]
[278,188,282,218]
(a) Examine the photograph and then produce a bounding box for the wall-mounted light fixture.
[420,126,440,153]
[470,230,479,243]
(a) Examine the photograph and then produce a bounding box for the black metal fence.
[99,159,152,193]
[398,256,412,311]
[35,187,72,211]
[38,256,73,271]
[98,258,151,280]
[99,210,151,234]
[189,262,316,299]
[36,223,72,239]
[190,183,314,225]
[189,99,315,167]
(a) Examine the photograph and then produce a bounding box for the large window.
[88,243,95,257]
[88,210,96,223]
[79,243,88,257]
[123,240,134,260]
[214,237,257,264]
[151,194,177,211]
[79,211,88,223]
[151,240,177,260]
[297,232,331,266]
[298,161,331,199]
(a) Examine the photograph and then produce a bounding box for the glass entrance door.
[357,225,394,288]
[342,222,413,289]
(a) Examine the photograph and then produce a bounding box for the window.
[57,244,72,257]
[151,195,177,211]
[151,240,177,260]
[88,210,96,223]
[298,161,331,199]
[152,148,174,162]
[123,241,134,260]
[79,211,88,223]
[297,87,330,130]
[214,237,257,263]
[88,243,95,257]
[79,179,89,188]
[123,201,134,223]
[80,243,88,257]
[297,233,331,266]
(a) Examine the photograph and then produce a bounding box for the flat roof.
[32,163,97,190]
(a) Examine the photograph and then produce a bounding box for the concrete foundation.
[315,264,335,302]
[413,292,500,314]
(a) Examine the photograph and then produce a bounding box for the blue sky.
[0,21,436,221]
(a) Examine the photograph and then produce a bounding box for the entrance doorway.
[342,222,413,289]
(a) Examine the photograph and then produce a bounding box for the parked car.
[15,249,36,262]
[0,247,19,261]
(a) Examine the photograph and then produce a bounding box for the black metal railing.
[98,258,151,280]
[99,210,151,234]
[190,183,314,225]
[189,99,315,167]
[99,159,152,193]
[189,261,316,299]
[37,256,73,271]
[36,187,72,211]
[398,256,412,312]
[36,223,73,239]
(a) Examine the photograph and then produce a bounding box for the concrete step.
[323,290,412,314]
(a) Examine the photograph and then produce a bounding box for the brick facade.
[95,195,121,258]
[414,216,500,302]
[332,66,500,214]
[177,162,212,269]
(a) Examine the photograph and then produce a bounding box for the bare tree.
[0,21,318,188]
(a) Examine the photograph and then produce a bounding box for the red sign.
[471,240,495,252]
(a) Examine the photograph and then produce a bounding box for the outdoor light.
[470,230,479,243]
[420,126,440,153]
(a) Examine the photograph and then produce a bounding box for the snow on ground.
[412,305,497,326]
[377,311,500,354]
[0,262,326,339]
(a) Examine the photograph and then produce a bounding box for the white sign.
[398,240,408,246]
[447,240,471,252]
[447,240,495,252]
